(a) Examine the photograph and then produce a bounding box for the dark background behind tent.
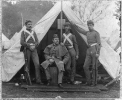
[2,0,53,39]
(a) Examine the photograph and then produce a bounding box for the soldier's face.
[64,25,70,32]
[88,24,94,31]
[53,38,59,45]
[26,22,32,30]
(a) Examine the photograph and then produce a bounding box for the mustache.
[28,26,32,28]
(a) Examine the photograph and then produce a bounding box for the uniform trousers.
[65,47,76,82]
[26,49,41,82]
[83,45,98,85]
[44,63,63,84]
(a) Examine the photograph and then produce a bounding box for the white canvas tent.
[10,32,20,47]
[2,34,11,50]
[107,29,120,50]
[2,1,120,82]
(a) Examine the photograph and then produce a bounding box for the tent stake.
[105,75,120,87]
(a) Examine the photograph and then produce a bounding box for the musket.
[94,55,98,85]
[94,45,100,85]
[24,47,32,85]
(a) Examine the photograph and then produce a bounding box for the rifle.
[94,45,100,85]
[94,55,98,85]
[24,48,32,85]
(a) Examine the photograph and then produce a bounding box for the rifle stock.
[24,48,32,85]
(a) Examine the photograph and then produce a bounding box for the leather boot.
[58,83,64,88]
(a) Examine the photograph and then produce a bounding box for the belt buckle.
[90,43,97,47]
[68,46,73,49]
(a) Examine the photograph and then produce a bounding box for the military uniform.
[83,27,101,85]
[62,32,79,83]
[20,28,42,83]
[41,43,69,84]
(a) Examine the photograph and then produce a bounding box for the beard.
[65,29,70,33]
[27,26,32,30]
[54,41,59,45]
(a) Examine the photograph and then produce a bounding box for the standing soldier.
[62,22,79,84]
[41,34,69,88]
[20,20,43,85]
[83,20,101,86]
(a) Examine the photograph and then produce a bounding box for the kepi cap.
[53,34,59,39]
[87,20,94,26]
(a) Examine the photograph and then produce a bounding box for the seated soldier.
[41,34,69,88]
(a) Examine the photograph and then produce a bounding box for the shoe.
[36,81,44,85]
[84,82,91,86]
[91,83,97,87]
[58,83,64,88]
[70,81,75,85]
[47,81,50,86]
[67,81,71,84]
[47,82,50,86]
[47,78,52,86]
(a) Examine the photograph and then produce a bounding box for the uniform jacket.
[41,43,69,72]
[62,33,79,56]
[86,30,101,54]
[20,29,39,49]
[86,30,101,46]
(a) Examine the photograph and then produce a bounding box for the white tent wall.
[99,39,120,79]
[2,34,11,50]
[107,29,120,50]
[10,32,20,47]
[2,1,120,82]
[2,27,26,82]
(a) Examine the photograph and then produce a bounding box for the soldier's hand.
[76,55,79,60]
[59,61,64,64]
[96,54,99,57]
[49,59,54,63]
[61,42,64,45]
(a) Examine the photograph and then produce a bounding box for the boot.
[47,78,52,86]
[58,83,64,88]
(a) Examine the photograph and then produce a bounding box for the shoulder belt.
[24,29,35,42]
[63,33,73,46]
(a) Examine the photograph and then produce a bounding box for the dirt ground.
[2,81,120,99]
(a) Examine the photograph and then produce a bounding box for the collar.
[65,32,70,35]
[26,28,32,32]
[53,43,59,46]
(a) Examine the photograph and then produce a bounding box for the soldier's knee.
[83,65,89,70]
[66,68,71,72]
[35,63,40,69]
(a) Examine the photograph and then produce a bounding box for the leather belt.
[67,46,73,49]
[89,43,97,47]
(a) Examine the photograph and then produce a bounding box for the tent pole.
[60,0,63,42]
[21,13,23,28]
[120,1,122,64]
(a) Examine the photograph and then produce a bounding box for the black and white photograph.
[1,0,121,99]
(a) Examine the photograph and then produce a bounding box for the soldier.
[41,34,69,88]
[20,20,43,85]
[83,20,101,86]
[62,22,79,84]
